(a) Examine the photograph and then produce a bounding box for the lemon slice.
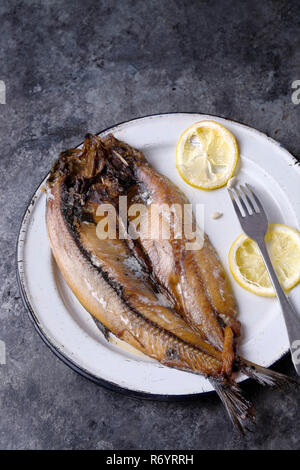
[229,224,300,297]
[176,120,239,190]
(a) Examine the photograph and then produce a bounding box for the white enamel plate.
[17,113,300,398]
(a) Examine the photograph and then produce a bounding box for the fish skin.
[98,134,239,366]
[46,133,239,373]
[78,221,223,361]
[46,177,223,378]
[132,163,241,349]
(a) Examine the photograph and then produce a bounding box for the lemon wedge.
[229,224,300,297]
[176,120,239,190]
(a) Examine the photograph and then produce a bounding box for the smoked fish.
[46,133,297,433]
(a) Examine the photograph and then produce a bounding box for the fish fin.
[240,359,300,388]
[209,378,255,435]
[91,316,110,341]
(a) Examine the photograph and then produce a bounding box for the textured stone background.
[1,0,300,450]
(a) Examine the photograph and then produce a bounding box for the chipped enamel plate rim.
[17,113,300,398]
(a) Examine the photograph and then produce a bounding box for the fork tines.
[228,183,264,218]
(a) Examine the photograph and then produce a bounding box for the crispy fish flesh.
[46,133,297,434]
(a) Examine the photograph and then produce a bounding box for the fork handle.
[257,239,300,375]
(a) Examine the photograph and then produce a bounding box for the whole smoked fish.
[46,133,297,433]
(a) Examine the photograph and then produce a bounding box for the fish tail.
[209,378,255,435]
[239,358,300,388]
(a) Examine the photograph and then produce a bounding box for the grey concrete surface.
[0,0,300,450]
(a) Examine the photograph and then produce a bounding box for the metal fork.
[228,183,300,375]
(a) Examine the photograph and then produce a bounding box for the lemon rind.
[228,224,300,297]
[176,120,239,191]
